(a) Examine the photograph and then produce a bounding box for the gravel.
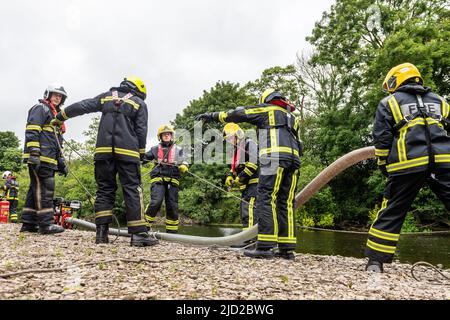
[0,223,448,300]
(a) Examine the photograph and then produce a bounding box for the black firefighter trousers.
[22,166,55,226]
[256,161,299,251]
[94,159,147,234]
[366,169,450,263]
[241,183,257,230]
[145,181,179,233]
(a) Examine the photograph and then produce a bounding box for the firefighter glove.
[27,154,41,172]
[195,113,213,123]
[50,118,64,128]
[57,158,69,177]
[225,175,234,187]
[179,164,189,174]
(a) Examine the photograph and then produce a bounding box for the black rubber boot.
[243,248,274,259]
[131,232,159,247]
[366,259,384,273]
[96,224,109,244]
[38,224,65,235]
[275,250,295,260]
[20,223,38,233]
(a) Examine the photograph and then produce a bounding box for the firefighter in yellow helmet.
[142,125,189,233]
[2,171,19,223]
[368,63,450,272]
[53,76,157,247]
[223,123,258,236]
[195,89,301,259]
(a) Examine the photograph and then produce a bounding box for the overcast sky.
[0,0,334,148]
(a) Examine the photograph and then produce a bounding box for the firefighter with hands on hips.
[195,89,302,259]
[21,85,68,234]
[52,76,158,247]
[142,125,189,233]
[2,171,19,223]
[222,123,259,234]
[368,63,450,273]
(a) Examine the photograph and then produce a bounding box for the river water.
[156,225,450,268]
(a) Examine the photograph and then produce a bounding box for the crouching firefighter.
[21,85,69,234]
[195,89,302,260]
[2,171,19,223]
[367,63,450,273]
[52,76,158,247]
[222,123,258,233]
[143,125,189,233]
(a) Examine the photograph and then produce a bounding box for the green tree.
[0,131,22,172]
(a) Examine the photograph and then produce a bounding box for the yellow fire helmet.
[124,75,147,96]
[157,124,175,141]
[259,88,285,104]
[382,63,423,93]
[223,123,244,140]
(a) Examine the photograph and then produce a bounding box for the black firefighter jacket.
[373,83,450,176]
[211,103,302,169]
[55,87,148,163]
[144,142,189,187]
[23,99,64,170]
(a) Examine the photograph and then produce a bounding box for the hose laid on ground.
[66,217,258,246]
[67,146,375,246]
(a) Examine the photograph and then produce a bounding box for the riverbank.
[0,223,448,300]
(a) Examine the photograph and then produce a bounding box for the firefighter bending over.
[222,123,258,235]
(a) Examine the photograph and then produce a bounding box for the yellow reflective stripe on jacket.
[26,141,40,148]
[139,149,146,154]
[95,147,140,158]
[23,153,58,165]
[366,239,396,254]
[270,128,278,148]
[375,149,389,157]
[95,147,113,153]
[145,215,155,222]
[42,125,55,132]
[259,147,299,157]
[244,106,288,115]
[441,97,449,118]
[115,147,140,158]
[388,96,402,124]
[243,167,253,176]
[100,96,140,110]
[397,129,407,162]
[268,110,275,126]
[386,156,429,172]
[26,125,42,132]
[248,178,259,184]
[436,154,450,163]
[60,109,69,120]
[377,159,387,165]
[369,227,399,242]
[245,162,258,170]
[399,118,443,131]
[218,112,227,123]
